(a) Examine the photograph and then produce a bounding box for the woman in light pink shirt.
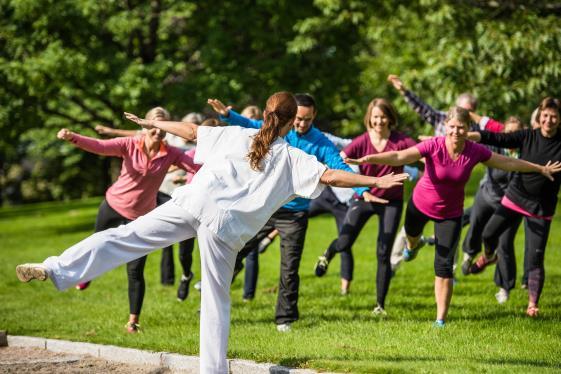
[57,107,199,332]
[346,106,560,327]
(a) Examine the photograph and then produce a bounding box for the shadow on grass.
[275,353,445,370]
[481,357,560,369]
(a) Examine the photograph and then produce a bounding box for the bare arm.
[483,153,561,181]
[95,125,137,138]
[467,132,481,142]
[345,146,422,167]
[320,169,408,189]
[469,112,482,124]
[124,112,198,141]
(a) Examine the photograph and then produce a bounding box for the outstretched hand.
[542,160,561,181]
[374,172,409,189]
[387,74,405,93]
[207,99,232,117]
[124,112,154,129]
[57,128,73,141]
[95,124,113,135]
[362,191,389,204]
[344,157,367,165]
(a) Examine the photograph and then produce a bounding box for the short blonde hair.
[445,106,470,127]
[145,107,170,121]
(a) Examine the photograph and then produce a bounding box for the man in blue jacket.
[209,94,374,332]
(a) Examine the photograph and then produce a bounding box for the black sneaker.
[177,272,194,302]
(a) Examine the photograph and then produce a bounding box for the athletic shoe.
[194,281,202,292]
[75,281,90,291]
[124,321,141,333]
[276,323,291,332]
[372,305,387,316]
[314,255,329,277]
[258,237,273,254]
[526,305,539,318]
[521,282,528,290]
[340,288,349,296]
[495,288,509,304]
[242,295,254,302]
[177,272,194,302]
[426,236,436,246]
[461,254,474,276]
[16,263,49,283]
[433,319,446,328]
[402,237,426,262]
[468,253,498,274]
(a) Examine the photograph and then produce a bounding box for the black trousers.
[462,189,522,290]
[327,199,402,307]
[93,200,147,315]
[482,205,551,303]
[404,199,461,278]
[243,187,349,298]
[308,187,351,279]
[158,192,196,284]
[237,208,308,324]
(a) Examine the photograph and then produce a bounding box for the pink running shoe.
[468,253,498,274]
[75,281,91,290]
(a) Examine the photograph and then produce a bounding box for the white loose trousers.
[43,201,237,374]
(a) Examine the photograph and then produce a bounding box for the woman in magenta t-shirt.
[346,106,559,326]
[314,98,416,314]
[57,107,199,332]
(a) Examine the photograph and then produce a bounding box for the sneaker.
[177,272,194,302]
[124,321,141,333]
[469,253,498,274]
[433,319,446,328]
[402,238,425,262]
[194,281,202,292]
[16,263,49,283]
[495,288,509,304]
[526,305,539,318]
[461,254,474,276]
[314,255,329,277]
[75,281,90,291]
[242,295,254,302]
[276,323,291,332]
[372,305,387,316]
[426,236,436,246]
[521,282,528,290]
[258,237,273,254]
[340,288,349,296]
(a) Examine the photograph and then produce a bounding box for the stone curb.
[6,335,317,373]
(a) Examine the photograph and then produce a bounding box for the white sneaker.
[372,305,387,316]
[194,281,201,292]
[16,263,49,283]
[495,288,509,304]
[276,323,291,332]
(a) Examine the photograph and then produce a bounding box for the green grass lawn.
[1,166,561,372]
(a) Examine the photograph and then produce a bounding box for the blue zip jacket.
[219,110,368,212]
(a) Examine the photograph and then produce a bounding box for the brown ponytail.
[247,92,297,171]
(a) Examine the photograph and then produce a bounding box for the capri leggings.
[482,205,551,304]
[404,199,462,278]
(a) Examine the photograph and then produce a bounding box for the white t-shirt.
[172,126,327,250]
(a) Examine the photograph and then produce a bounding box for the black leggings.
[404,199,461,279]
[327,199,402,308]
[93,200,145,315]
[482,205,550,304]
[158,192,195,284]
[308,187,351,279]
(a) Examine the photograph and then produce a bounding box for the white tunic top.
[172,126,326,249]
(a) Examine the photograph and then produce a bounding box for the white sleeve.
[288,147,327,199]
[194,126,225,165]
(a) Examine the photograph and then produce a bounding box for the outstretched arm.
[345,146,422,167]
[208,99,263,129]
[57,128,125,157]
[95,124,137,138]
[320,169,409,189]
[484,153,561,181]
[124,112,198,142]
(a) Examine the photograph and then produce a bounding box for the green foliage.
[1,0,561,203]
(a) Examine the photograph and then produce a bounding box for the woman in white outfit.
[16,92,408,374]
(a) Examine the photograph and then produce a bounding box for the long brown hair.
[247,92,297,171]
[364,98,398,130]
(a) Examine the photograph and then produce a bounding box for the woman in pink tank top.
[346,106,561,327]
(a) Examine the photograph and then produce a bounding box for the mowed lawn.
[1,166,561,373]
